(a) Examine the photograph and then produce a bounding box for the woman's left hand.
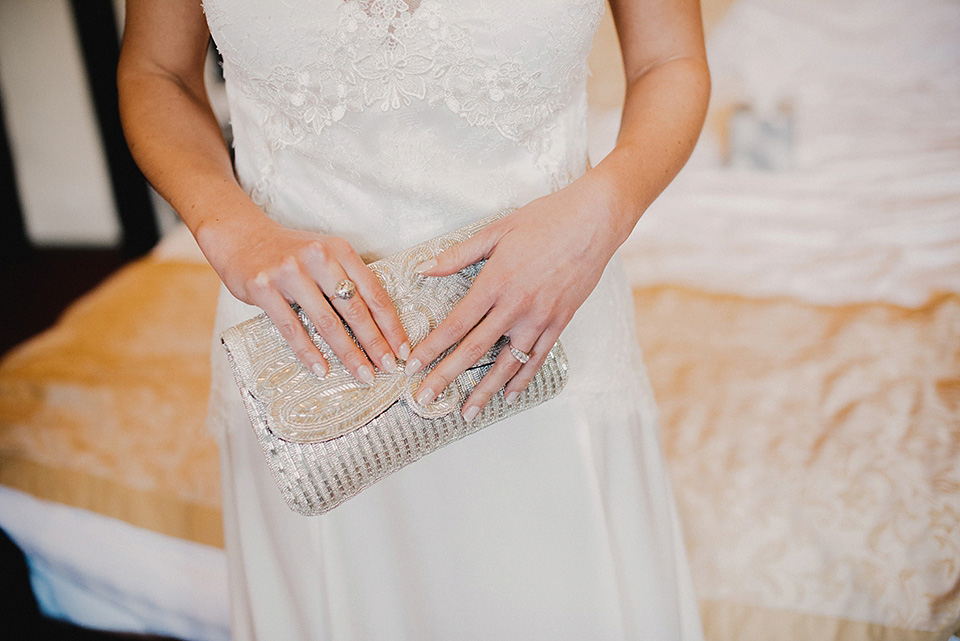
[406,0,712,419]
[406,174,624,421]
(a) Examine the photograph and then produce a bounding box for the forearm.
[117,64,271,251]
[586,55,711,249]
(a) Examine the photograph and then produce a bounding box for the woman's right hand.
[200,213,410,384]
[117,1,407,383]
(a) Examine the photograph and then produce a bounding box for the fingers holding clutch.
[333,248,411,365]
[280,271,378,384]
[298,238,411,381]
[409,313,509,410]
[500,325,563,404]
[247,237,412,385]
[248,273,335,380]
[457,332,535,421]
[410,303,554,422]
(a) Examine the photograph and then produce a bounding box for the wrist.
[192,194,277,269]
[577,159,646,251]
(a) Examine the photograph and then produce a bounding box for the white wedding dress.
[201,0,703,639]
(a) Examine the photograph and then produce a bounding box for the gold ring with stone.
[334,278,357,300]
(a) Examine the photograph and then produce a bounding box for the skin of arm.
[407,0,711,420]
[117,0,410,384]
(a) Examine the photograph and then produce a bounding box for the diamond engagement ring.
[508,343,531,364]
[333,278,357,300]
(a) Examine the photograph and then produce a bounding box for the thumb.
[415,226,501,277]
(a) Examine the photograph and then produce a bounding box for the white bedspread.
[0,486,229,641]
[599,0,960,307]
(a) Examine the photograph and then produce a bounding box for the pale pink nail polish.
[312,363,327,378]
[381,354,398,373]
[462,405,480,422]
[357,365,375,384]
[398,342,411,361]
[416,386,435,405]
[505,391,519,404]
[414,258,437,274]
[406,358,422,375]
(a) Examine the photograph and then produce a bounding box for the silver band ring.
[333,278,357,300]
[508,343,531,364]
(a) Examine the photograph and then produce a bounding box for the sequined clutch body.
[220,214,569,516]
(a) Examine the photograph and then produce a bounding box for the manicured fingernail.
[505,391,519,405]
[416,386,435,405]
[357,365,375,384]
[406,357,422,375]
[462,405,480,422]
[312,363,327,378]
[414,258,437,274]
[381,354,398,373]
[398,341,411,361]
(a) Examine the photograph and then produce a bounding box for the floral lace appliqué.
[214,0,603,151]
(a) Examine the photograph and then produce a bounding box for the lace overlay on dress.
[202,0,604,153]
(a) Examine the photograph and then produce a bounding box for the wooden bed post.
[0,82,30,263]
[69,0,158,258]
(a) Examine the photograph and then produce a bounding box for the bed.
[0,232,228,640]
[1,0,958,639]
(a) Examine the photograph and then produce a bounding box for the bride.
[118,0,710,638]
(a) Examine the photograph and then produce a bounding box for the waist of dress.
[226,90,591,257]
[233,148,590,260]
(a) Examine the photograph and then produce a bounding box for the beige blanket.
[0,259,223,547]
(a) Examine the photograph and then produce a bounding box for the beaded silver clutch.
[220,214,569,516]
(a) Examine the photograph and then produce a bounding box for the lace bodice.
[203,0,604,257]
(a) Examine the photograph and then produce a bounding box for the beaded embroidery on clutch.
[220,213,569,515]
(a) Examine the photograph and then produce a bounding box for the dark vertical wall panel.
[69,0,157,257]
[0,80,30,263]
